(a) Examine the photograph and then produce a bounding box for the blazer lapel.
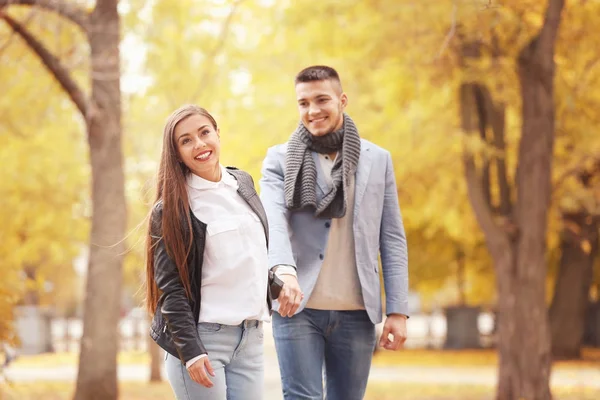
[313,152,330,198]
[353,145,373,219]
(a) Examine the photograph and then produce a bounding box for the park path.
[5,323,600,399]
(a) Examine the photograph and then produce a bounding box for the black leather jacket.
[149,168,281,363]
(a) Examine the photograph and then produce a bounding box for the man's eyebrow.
[297,94,330,102]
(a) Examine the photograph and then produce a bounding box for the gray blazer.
[259,138,409,324]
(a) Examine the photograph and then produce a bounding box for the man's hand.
[187,357,215,388]
[277,275,303,317]
[379,314,407,351]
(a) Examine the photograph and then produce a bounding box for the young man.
[260,65,409,400]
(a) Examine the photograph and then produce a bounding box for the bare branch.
[463,145,509,251]
[435,3,457,60]
[460,82,515,254]
[0,5,35,55]
[0,0,88,31]
[473,84,492,209]
[554,153,600,189]
[0,114,27,137]
[480,87,512,216]
[1,12,88,115]
[190,0,245,102]
[0,19,19,54]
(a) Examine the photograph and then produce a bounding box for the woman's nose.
[193,137,206,149]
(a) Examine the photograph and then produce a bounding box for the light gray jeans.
[165,320,264,400]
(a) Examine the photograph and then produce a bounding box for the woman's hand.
[187,356,216,388]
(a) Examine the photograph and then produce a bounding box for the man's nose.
[308,103,320,116]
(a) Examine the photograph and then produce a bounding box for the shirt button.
[319,254,324,260]
[325,222,331,228]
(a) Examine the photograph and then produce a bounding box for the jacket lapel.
[226,168,269,246]
[353,144,372,219]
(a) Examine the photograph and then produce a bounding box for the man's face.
[295,79,347,137]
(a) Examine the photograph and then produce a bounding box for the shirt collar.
[186,165,238,190]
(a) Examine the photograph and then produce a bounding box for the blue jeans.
[165,320,263,400]
[273,308,376,400]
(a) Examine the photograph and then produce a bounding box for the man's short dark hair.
[295,65,343,91]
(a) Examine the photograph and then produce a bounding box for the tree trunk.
[456,247,467,305]
[74,1,126,399]
[493,250,517,399]
[460,1,564,399]
[22,264,40,305]
[495,2,565,398]
[148,334,163,382]
[0,1,125,398]
[550,211,598,359]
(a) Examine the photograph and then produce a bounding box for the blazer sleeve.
[151,206,207,362]
[259,146,297,269]
[379,151,410,317]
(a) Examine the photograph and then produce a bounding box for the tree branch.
[460,82,511,251]
[1,12,88,116]
[474,85,492,209]
[190,0,245,102]
[463,146,510,252]
[435,2,457,60]
[537,0,565,62]
[480,87,512,216]
[518,0,565,90]
[0,0,87,30]
[555,153,600,189]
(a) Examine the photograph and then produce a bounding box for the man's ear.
[217,127,221,139]
[340,92,348,109]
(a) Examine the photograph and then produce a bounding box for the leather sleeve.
[151,205,207,362]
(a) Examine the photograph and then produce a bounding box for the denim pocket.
[197,322,222,333]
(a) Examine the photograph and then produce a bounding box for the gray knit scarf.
[284,113,361,219]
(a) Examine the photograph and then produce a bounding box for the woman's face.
[174,114,221,179]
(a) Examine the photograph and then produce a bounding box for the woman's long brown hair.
[145,105,218,315]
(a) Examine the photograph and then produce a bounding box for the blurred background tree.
[1,1,599,399]
[1,1,127,399]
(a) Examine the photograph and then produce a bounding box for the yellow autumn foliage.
[2,0,599,343]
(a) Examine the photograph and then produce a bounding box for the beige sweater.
[305,153,365,311]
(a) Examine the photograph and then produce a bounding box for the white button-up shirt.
[185,166,270,367]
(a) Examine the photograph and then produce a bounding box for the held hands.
[277,275,304,317]
[379,314,408,351]
[187,356,215,388]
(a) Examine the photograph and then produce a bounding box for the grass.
[0,382,172,400]
[11,351,150,368]
[6,348,598,399]
[1,382,599,400]
[372,347,600,370]
[366,383,600,400]
[13,347,600,369]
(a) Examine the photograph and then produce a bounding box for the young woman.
[145,104,283,399]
